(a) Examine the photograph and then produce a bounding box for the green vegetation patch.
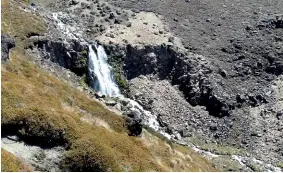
[80,49,88,67]
[107,52,129,93]
[210,155,245,172]
[277,162,283,169]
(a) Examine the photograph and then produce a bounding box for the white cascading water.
[88,44,121,97]
[87,44,169,137]
[52,13,76,39]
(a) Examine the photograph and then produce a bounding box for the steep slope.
[1,0,218,171]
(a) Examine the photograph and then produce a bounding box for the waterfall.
[52,13,77,39]
[88,44,121,97]
[87,44,170,137]
[52,13,120,97]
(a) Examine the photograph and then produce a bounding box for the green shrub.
[277,162,283,168]
[114,72,128,90]
[61,138,121,171]
[107,54,129,92]
[81,50,88,57]
[80,50,88,66]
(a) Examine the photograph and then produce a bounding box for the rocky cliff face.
[1,34,15,62]
[102,42,283,168]
[27,36,89,76]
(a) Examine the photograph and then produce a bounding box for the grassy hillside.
[1,149,33,172]
[1,0,218,171]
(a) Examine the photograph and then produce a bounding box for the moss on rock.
[105,46,130,94]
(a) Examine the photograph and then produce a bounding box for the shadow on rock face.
[1,34,15,62]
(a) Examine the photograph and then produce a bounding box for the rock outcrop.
[1,34,15,62]
[28,37,89,76]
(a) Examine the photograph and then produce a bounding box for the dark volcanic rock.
[104,43,275,118]
[30,38,89,76]
[70,0,79,6]
[125,110,143,136]
[1,34,15,62]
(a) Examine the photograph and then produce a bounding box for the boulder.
[114,18,123,24]
[125,117,142,136]
[114,103,122,111]
[125,110,143,136]
[174,133,182,140]
[105,99,117,106]
[126,21,132,27]
[168,37,174,43]
[70,0,79,6]
[126,109,141,119]
[94,92,105,98]
[109,13,115,19]
[276,110,283,120]
[80,2,88,9]
[120,99,129,106]
[1,34,15,62]
[181,129,192,137]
